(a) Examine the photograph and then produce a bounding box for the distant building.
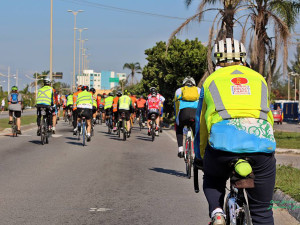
[76,70,101,89]
[76,70,127,90]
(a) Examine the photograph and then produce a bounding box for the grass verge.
[276,165,300,202]
[0,115,36,131]
[274,131,300,149]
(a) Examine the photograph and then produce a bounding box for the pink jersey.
[147,97,160,110]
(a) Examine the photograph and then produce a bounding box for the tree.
[20,84,35,107]
[142,38,207,116]
[123,63,142,86]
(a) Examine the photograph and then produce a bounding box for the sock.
[87,133,91,136]
[211,208,225,218]
[178,146,184,153]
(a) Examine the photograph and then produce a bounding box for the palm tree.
[245,0,299,91]
[123,62,142,86]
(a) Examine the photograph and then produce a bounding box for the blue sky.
[0,0,299,91]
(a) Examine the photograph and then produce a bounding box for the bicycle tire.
[40,119,45,145]
[99,112,102,125]
[122,120,126,141]
[82,121,86,146]
[187,138,192,179]
[241,203,252,225]
[45,119,49,144]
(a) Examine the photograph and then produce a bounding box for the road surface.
[0,121,298,225]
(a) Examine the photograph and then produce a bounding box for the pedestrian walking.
[1,98,5,114]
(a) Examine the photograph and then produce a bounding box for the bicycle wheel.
[99,112,102,125]
[151,122,155,142]
[122,120,126,141]
[236,203,252,225]
[12,117,17,137]
[186,138,192,179]
[82,121,86,146]
[41,119,45,145]
[45,119,49,144]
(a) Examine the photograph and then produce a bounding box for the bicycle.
[40,107,50,145]
[138,108,144,131]
[149,113,158,142]
[106,113,113,134]
[120,112,128,141]
[11,112,18,137]
[77,115,87,146]
[194,158,253,225]
[183,123,194,179]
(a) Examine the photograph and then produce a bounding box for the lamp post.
[81,39,88,74]
[289,72,300,102]
[77,28,88,77]
[68,10,83,92]
[50,0,53,82]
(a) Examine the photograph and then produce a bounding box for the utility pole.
[16,69,18,87]
[7,67,10,94]
[50,0,53,82]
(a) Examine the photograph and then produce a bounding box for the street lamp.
[289,72,300,102]
[68,9,84,92]
[81,39,88,74]
[77,28,88,77]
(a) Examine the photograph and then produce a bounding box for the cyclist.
[104,92,114,127]
[118,91,132,135]
[72,85,82,135]
[97,94,105,123]
[76,85,93,142]
[36,78,55,136]
[147,87,165,129]
[66,92,73,119]
[136,95,147,127]
[174,76,200,158]
[194,38,276,225]
[112,91,122,131]
[90,88,97,124]
[146,89,160,136]
[61,94,67,119]
[7,86,23,134]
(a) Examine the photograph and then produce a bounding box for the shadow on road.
[149,167,187,178]
[29,140,42,145]
[65,137,78,140]
[66,141,84,146]
[136,135,152,142]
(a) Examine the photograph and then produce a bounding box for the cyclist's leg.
[126,110,131,131]
[15,111,21,131]
[73,109,78,129]
[202,146,232,218]
[246,153,276,225]
[8,110,13,123]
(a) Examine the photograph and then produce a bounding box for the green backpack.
[181,86,199,101]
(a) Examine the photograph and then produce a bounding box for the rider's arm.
[174,88,181,120]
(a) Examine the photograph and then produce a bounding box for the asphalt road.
[274,122,300,133]
[0,121,298,225]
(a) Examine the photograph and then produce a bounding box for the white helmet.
[182,76,196,86]
[214,38,246,63]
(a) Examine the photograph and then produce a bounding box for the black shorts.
[119,109,130,121]
[98,106,105,112]
[77,108,92,120]
[105,108,113,116]
[92,106,97,114]
[147,109,159,120]
[178,108,197,127]
[9,110,21,118]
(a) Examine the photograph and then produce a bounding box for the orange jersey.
[72,90,82,110]
[136,98,146,108]
[130,96,137,108]
[112,96,119,112]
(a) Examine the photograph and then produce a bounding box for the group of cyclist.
[7,37,277,225]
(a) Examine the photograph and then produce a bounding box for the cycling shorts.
[77,108,92,120]
[119,109,130,121]
[9,110,21,118]
[147,109,159,120]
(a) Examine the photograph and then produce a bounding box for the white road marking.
[52,134,62,138]
[89,208,112,212]
[164,130,177,143]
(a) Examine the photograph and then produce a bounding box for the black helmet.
[109,92,114,96]
[117,91,122,97]
[81,85,89,91]
[149,87,157,93]
[90,88,96,94]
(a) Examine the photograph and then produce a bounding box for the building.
[101,71,127,90]
[76,70,101,89]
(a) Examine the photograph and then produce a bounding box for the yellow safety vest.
[203,65,274,134]
[37,86,53,105]
[76,91,93,106]
[118,95,131,110]
[104,96,114,109]
[67,95,73,106]
[92,95,97,108]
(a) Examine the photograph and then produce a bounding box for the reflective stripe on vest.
[104,97,114,109]
[37,86,52,105]
[203,65,274,134]
[119,96,131,110]
[77,91,92,105]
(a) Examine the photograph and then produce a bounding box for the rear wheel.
[82,121,86,146]
[41,119,45,145]
[122,120,126,141]
[186,138,192,179]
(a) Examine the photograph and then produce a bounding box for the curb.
[273,189,300,222]
[0,123,36,136]
[276,148,300,154]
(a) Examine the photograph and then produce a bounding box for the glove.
[194,157,204,171]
